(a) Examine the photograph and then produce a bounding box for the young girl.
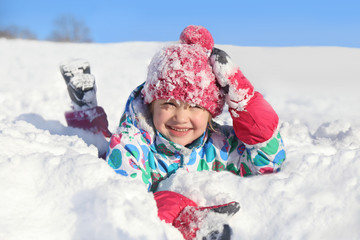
[60,25,285,240]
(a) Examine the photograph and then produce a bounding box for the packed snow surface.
[0,39,359,240]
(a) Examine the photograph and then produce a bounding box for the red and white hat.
[142,25,224,117]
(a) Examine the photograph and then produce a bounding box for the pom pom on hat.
[142,25,224,117]
[180,25,214,51]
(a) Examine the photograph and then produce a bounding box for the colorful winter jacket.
[106,83,286,192]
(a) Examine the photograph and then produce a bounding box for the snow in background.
[0,38,359,240]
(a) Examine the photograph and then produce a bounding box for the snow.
[0,38,360,240]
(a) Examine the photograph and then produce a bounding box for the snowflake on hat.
[142,25,225,117]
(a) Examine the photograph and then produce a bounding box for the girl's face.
[152,99,210,146]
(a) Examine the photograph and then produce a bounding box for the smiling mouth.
[168,126,190,132]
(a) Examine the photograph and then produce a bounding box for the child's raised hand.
[210,48,254,111]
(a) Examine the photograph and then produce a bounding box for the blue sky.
[1,0,360,47]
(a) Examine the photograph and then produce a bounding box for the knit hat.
[141,25,224,117]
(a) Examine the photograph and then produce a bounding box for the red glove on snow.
[154,191,239,240]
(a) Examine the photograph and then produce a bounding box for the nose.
[173,106,189,123]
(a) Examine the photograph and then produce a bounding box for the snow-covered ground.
[0,38,359,240]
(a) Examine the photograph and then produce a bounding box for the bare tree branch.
[48,15,92,43]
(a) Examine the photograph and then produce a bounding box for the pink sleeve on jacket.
[230,91,279,146]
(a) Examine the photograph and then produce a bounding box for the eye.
[161,102,177,109]
[163,102,176,107]
[191,105,204,109]
[189,105,206,112]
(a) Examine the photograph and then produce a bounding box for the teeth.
[170,126,189,132]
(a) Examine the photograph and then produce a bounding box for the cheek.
[192,112,210,130]
[152,109,167,129]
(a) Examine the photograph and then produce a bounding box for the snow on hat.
[142,25,224,117]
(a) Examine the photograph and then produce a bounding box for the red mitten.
[210,48,279,145]
[154,191,240,240]
[154,191,198,224]
[210,48,254,111]
[231,92,279,145]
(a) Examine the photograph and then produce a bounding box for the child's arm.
[210,48,285,173]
